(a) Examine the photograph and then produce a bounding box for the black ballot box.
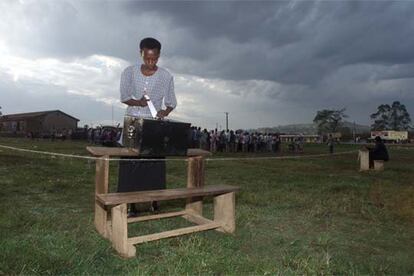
[122,116,191,156]
[119,116,191,193]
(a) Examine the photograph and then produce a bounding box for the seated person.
[367,136,389,168]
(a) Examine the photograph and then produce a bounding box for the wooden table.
[86,146,212,238]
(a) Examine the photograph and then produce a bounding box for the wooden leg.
[95,201,108,238]
[95,156,109,194]
[95,157,110,235]
[186,156,205,215]
[187,156,205,187]
[185,196,203,216]
[214,192,236,233]
[111,204,136,258]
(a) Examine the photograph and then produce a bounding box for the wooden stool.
[358,150,370,171]
[373,160,384,171]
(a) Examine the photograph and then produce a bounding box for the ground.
[0,138,413,274]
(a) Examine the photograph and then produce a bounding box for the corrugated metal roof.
[0,110,79,122]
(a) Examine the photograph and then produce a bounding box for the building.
[0,110,79,137]
[279,134,320,143]
[370,130,408,142]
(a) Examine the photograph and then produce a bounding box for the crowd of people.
[27,124,312,154]
[84,125,287,153]
[87,127,121,146]
[189,127,283,153]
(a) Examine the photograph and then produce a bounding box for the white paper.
[143,94,158,118]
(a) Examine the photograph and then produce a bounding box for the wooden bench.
[96,185,239,258]
[86,146,240,258]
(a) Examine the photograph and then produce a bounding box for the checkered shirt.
[120,64,177,118]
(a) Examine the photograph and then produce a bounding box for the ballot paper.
[143,94,158,118]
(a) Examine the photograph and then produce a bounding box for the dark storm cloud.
[3,1,136,59]
[1,0,414,128]
[123,1,306,47]
[121,1,414,85]
[7,1,414,86]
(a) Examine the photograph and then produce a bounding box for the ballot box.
[122,116,191,156]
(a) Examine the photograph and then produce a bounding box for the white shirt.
[120,64,177,118]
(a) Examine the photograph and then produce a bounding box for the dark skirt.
[117,157,166,192]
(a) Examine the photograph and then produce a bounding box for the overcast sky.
[1,0,414,130]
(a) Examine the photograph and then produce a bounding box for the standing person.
[200,129,208,150]
[229,130,235,153]
[119,37,177,217]
[234,131,240,152]
[275,135,281,153]
[225,130,231,153]
[191,127,198,148]
[327,134,334,154]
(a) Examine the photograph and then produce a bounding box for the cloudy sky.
[1,0,414,130]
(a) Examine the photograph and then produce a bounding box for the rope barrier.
[0,144,358,162]
[205,150,358,161]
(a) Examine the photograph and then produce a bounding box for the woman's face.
[141,48,160,70]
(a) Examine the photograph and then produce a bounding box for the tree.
[370,104,390,130]
[313,108,348,134]
[338,126,352,140]
[370,101,411,130]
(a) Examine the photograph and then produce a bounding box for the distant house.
[0,110,79,137]
[370,130,408,142]
[279,134,320,143]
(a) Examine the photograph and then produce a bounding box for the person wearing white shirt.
[118,37,177,217]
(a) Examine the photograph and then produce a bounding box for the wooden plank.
[87,146,139,157]
[128,222,221,245]
[97,185,240,206]
[187,148,212,157]
[214,192,236,233]
[86,146,211,157]
[111,204,136,258]
[127,210,186,223]
[183,213,214,225]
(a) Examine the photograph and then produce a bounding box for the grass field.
[0,137,413,275]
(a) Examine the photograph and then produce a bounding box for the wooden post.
[94,156,109,238]
[359,150,370,171]
[186,156,205,215]
[187,156,205,187]
[214,192,236,233]
[111,204,136,258]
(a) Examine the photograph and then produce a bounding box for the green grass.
[0,137,413,274]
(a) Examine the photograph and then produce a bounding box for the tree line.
[313,101,412,134]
